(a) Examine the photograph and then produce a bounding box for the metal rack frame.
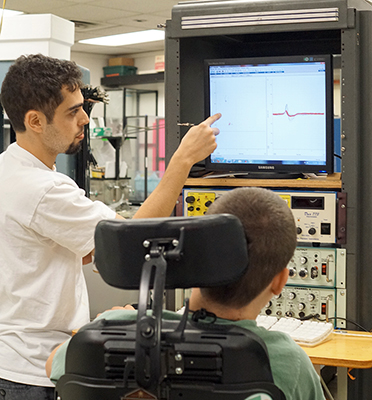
[164,1,372,397]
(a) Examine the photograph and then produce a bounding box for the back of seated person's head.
[201,187,296,309]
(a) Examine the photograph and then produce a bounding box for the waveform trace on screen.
[273,104,325,118]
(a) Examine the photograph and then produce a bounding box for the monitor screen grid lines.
[205,54,334,176]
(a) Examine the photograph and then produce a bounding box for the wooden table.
[302,330,372,369]
[301,330,372,400]
[185,173,342,189]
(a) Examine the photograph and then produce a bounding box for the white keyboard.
[256,315,334,346]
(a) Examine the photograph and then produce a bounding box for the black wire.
[298,314,318,321]
[326,317,369,332]
[296,313,369,332]
[191,308,217,323]
[334,153,342,159]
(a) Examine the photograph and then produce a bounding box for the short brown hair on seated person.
[201,187,297,308]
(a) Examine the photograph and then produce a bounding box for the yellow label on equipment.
[279,194,291,208]
[185,192,216,216]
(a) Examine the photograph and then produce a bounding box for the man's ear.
[24,110,45,133]
[271,268,289,295]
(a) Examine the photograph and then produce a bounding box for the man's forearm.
[132,151,190,219]
[132,113,221,219]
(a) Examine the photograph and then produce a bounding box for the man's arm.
[82,214,124,264]
[46,306,135,380]
[133,113,221,219]
[82,114,220,263]
[46,343,64,378]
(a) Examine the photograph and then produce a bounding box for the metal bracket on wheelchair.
[135,228,185,390]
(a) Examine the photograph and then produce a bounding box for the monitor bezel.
[204,54,334,176]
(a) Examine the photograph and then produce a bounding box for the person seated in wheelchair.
[46,187,325,400]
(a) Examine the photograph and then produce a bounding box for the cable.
[125,124,165,135]
[324,316,369,332]
[296,313,370,332]
[0,0,6,35]
[298,313,320,321]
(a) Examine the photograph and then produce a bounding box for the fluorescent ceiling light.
[79,29,165,46]
[2,9,24,16]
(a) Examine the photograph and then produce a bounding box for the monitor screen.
[205,55,334,176]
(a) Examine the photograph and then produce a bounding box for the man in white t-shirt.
[0,54,220,399]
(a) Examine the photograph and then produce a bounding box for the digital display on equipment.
[205,55,334,176]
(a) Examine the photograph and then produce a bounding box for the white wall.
[0,14,74,61]
[126,51,165,117]
[71,52,110,119]
[71,50,165,119]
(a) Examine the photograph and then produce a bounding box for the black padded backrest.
[56,316,286,400]
[94,214,249,290]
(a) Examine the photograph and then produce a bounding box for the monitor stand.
[236,172,305,179]
[201,171,306,179]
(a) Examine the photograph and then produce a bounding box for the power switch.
[321,303,327,315]
[321,223,331,235]
[321,263,327,275]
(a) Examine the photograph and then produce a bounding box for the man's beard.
[65,140,83,155]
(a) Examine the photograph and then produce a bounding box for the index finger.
[204,113,221,126]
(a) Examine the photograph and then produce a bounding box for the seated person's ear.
[271,268,289,296]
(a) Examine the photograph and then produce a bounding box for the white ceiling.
[4,0,186,55]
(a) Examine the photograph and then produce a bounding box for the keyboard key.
[256,316,333,346]
[256,315,279,330]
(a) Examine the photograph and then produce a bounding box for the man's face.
[43,86,89,156]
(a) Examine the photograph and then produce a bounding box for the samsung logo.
[258,166,275,170]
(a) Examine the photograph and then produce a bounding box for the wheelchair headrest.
[94,214,248,290]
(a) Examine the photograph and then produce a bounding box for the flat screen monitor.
[205,55,334,177]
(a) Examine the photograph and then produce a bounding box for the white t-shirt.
[0,143,116,386]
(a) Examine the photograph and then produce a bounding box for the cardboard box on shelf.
[155,55,165,72]
[108,57,134,66]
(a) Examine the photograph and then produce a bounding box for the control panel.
[181,187,346,329]
[287,247,346,287]
[177,287,346,328]
[283,192,338,244]
[184,191,216,217]
[182,188,223,217]
[182,188,345,244]
[261,286,346,328]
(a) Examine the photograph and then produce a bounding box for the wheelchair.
[55,214,286,400]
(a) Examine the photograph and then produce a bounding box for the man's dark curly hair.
[1,54,83,132]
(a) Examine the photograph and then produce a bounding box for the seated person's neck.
[189,288,266,321]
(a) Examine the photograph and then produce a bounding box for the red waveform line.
[273,106,324,118]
